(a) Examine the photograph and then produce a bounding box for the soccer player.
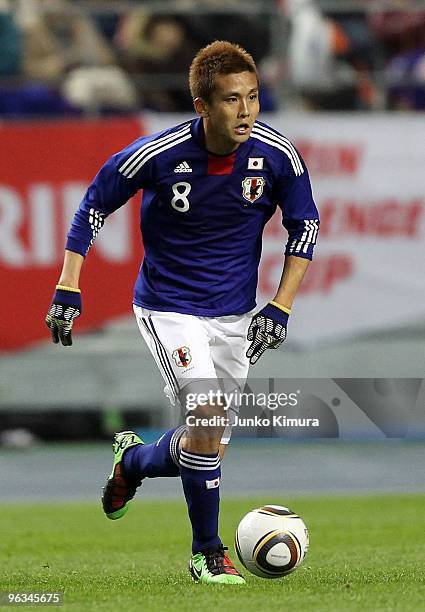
[46,41,319,585]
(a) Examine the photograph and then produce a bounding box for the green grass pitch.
[1,495,424,611]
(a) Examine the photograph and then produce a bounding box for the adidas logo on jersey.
[174,161,192,173]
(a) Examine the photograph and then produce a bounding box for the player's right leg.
[102,426,186,520]
[102,430,144,520]
[102,306,209,520]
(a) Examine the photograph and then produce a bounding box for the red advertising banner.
[0,118,144,352]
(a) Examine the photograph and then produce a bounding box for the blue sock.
[123,426,185,479]
[179,449,222,554]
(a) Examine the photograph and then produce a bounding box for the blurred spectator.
[9,0,136,115]
[370,4,425,110]
[18,0,116,84]
[285,0,378,110]
[386,49,425,110]
[370,1,425,56]
[286,0,335,93]
[0,0,75,117]
[62,65,137,115]
[117,11,197,111]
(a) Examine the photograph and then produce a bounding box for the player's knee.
[182,402,225,454]
[187,401,227,435]
[189,401,225,421]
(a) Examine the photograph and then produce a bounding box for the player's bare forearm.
[58,250,84,289]
[272,255,310,310]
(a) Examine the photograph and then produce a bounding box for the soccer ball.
[235,504,309,578]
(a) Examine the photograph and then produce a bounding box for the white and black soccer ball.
[235,504,309,579]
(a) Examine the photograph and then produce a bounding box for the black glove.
[45,285,82,346]
[246,301,290,365]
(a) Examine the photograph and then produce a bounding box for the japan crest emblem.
[172,346,192,367]
[242,176,265,203]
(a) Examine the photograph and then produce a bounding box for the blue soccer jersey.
[66,118,319,316]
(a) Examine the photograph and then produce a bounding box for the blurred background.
[0,0,424,501]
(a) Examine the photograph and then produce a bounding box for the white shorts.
[133,305,252,443]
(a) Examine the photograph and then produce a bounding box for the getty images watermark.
[184,389,320,429]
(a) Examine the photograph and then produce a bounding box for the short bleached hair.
[189,40,258,101]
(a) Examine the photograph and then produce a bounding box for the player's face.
[199,71,260,155]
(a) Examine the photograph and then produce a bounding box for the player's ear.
[194,97,209,118]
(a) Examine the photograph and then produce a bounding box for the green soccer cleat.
[189,546,246,585]
[102,430,144,520]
